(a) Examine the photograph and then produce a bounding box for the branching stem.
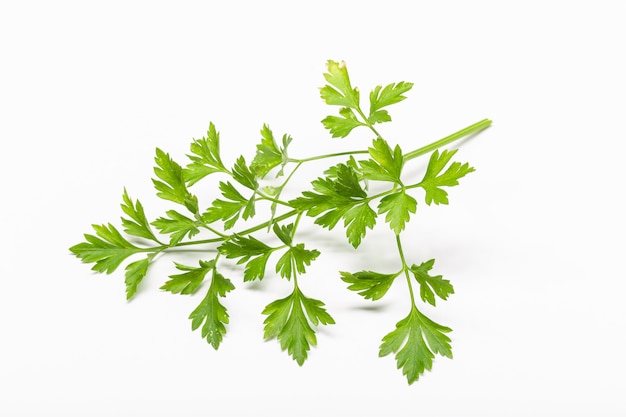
[395,233,416,306]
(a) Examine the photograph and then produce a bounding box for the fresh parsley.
[70,60,491,384]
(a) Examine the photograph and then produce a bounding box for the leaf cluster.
[320,60,414,138]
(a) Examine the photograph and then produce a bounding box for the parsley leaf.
[324,156,362,180]
[250,124,290,178]
[320,60,365,138]
[321,108,365,138]
[379,307,453,384]
[152,210,200,245]
[275,244,320,280]
[69,223,142,274]
[410,259,454,306]
[120,189,161,243]
[262,287,335,365]
[272,223,295,246]
[377,190,417,234]
[219,235,274,281]
[184,122,228,186]
[189,270,235,349]
[124,256,151,300]
[153,148,199,214]
[203,181,255,230]
[419,149,475,205]
[291,163,376,248]
[161,260,214,295]
[320,60,360,109]
[359,138,404,183]
[232,156,258,191]
[342,203,377,248]
[368,82,413,125]
[340,270,399,300]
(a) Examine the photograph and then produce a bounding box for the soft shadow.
[243,280,265,291]
[348,302,390,313]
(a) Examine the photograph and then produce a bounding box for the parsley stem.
[395,233,416,306]
[255,191,291,207]
[354,105,384,139]
[200,224,229,239]
[283,161,303,186]
[172,209,300,248]
[289,150,368,163]
[243,209,298,235]
[269,161,303,204]
[291,211,303,239]
[404,118,492,162]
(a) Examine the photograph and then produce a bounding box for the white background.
[1,1,625,415]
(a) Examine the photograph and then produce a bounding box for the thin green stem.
[291,211,303,237]
[404,118,492,162]
[365,187,399,203]
[255,191,292,207]
[289,150,368,164]
[395,233,416,306]
[283,161,303,185]
[354,106,383,139]
[199,224,229,239]
[228,208,298,236]
[171,209,300,249]
[292,257,300,288]
[264,161,304,231]
[273,160,303,200]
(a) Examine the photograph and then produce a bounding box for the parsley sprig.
[70,60,491,384]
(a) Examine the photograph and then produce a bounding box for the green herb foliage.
[70,60,491,384]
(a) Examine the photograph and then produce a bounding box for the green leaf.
[377,191,417,234]
[70,223,142,274]
[120,189,160,243]
[379,307,453,384]
[189,270,235,349]
[275,244,320,280]
[291,163,366,215]
[410,260,454,306]
[333,162,368,199]
[153,148,199,214]
[272,223,294,246]
[124,256,151,300]
[359,138,404,183]
[320,60,360,109]
[321,107,364,138]
[232,156,258,190]
[367,109,392,125]
[262,288,335,365]
[250,124,283,178]
[340,270,398,301]
[262,294,291,342]
[342,202,377,248]
[320,60,365,138]
[291,163,375,247]
[324,156,362,180]
[203,181,255,230]
[184,122,228,186]
[161,260,214,295]
[368,82,413,125]
[419,149,475,205]
[300,294,335,327]
[219,234,272,260]
[241,255,272,282]
[219,235,274,281]
[151,210,200,245]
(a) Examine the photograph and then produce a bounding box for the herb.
[70,60,491,384]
